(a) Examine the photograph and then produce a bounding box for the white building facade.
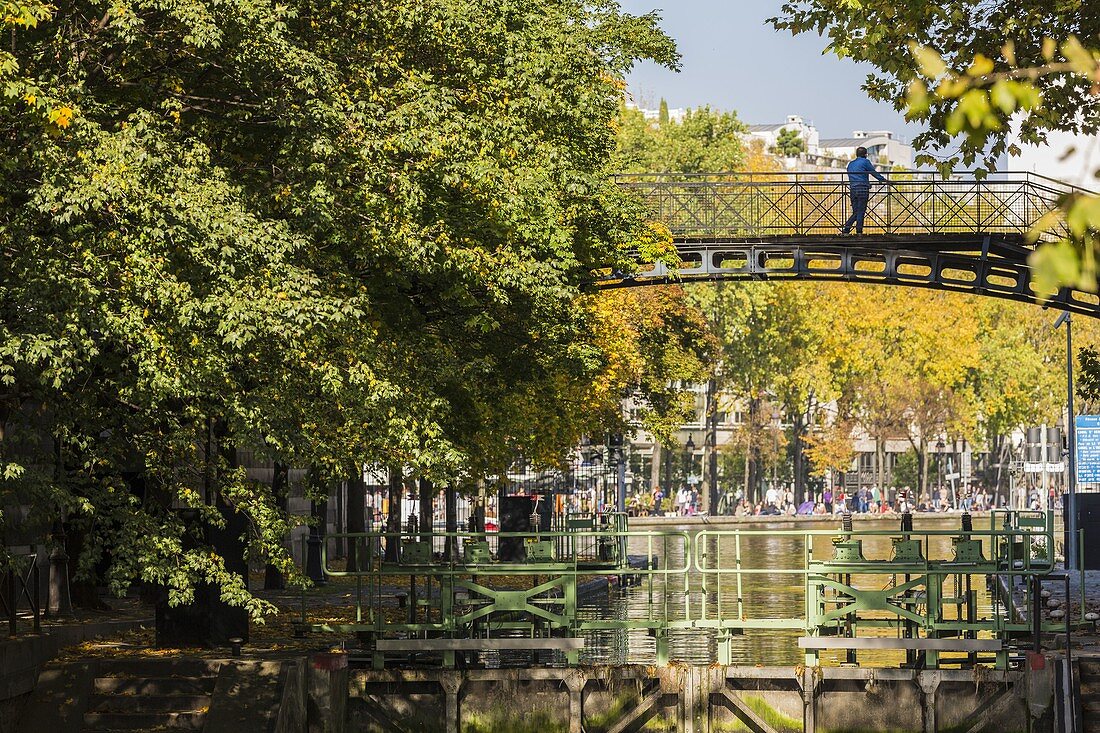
[745,115,914,170]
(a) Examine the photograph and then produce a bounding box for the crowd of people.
[626,485,707,516]
[626,483,1004,517]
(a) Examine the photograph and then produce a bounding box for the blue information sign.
[1076,415,1100,483]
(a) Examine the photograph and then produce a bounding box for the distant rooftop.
[819,131,902,146]
[818,137,880,148]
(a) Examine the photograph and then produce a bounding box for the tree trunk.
[385,467,402,563]
[473,482,486,533]
[742,438,751,503]
[445,485,458,560]
[333,477,345,560]
[747,397,760,503]
[418,478,434,544]
[704,378,718,514]
[345,465,365,573]
[57,436,100,611]
[876,437,885,496]
[651,443,663,493]
[987,433,1011,501]
[207,420,249,642]
[996,436,1011,502]
[792,410,806,503]
[918,442,929,499]
[264,462,289,589]
[215,423,247,585]
[66,524,105,610]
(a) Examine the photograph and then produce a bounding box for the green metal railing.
[296,511,1072,669]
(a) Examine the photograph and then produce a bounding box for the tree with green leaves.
[689,282,826,501]
[819,284,981,497]
[614,104,747,173]
[771,0,1100,495]
[0,0,685,622]
[772,1,1096,171]
[971,300,1065,486]
[772,1,1100,293]
[771,127,805,157]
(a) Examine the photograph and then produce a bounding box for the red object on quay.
[311,651,349,671]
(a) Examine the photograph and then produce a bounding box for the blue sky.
[619,0,921,142]
[618,0,1094,179]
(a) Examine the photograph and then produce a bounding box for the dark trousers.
[842,188,870,233]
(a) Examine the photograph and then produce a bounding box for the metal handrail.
[614,170,1092,192]
[302,521,1066,640]
[318,528,693,576]
[691,526,1055,573]
[611,171,1082,243]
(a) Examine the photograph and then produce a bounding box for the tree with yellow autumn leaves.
[611,97,1100,501]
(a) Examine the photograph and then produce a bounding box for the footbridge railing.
[296,511,1075,670]
[614,171,1080,240]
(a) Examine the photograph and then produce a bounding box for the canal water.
[576,515,1019,667]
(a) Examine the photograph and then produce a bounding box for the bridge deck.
[672,232,1030,254]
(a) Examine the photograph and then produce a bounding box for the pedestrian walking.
[839,146,889,235]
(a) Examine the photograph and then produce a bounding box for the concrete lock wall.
[347,664,1054,733]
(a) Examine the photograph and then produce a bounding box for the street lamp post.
[771,409,782,489]
[662,442,671,504]
[684,432,696,484]
[610,433,626,514]
[706,379,719,516]
[952,438,960,510]
[1055,311,1078,570]
[936,439,946,505]
[683,433,696,512]
[591,451,604,512]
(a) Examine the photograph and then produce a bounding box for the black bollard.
[960,486,973,532]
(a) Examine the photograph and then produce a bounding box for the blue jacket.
[846,157,887,190]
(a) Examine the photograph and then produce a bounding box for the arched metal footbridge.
[597,171,1100,317]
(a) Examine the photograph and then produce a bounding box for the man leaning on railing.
[839,146,889,236]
